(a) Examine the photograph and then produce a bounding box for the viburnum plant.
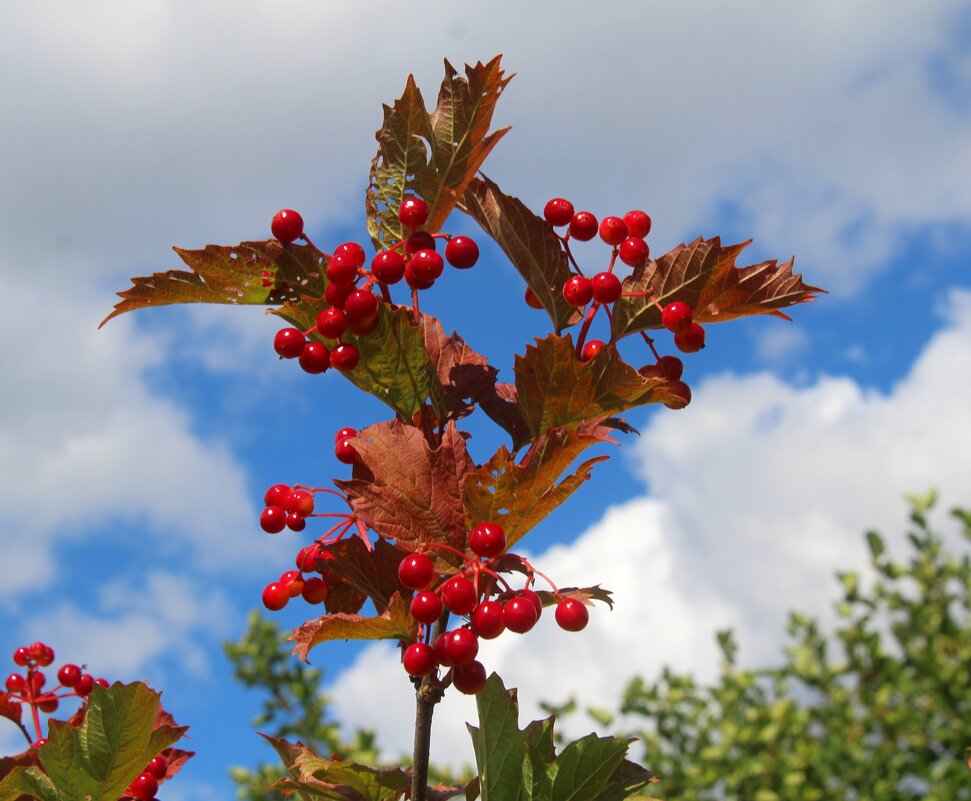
[8,56,820,801]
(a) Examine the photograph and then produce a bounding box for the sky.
[1,1,970,796]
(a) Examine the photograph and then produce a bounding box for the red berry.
[398,554,435,590]
[569,212,598,241]
[30,672,45,694]
[410,591,444,624]
[333,242,366,269]
[443,628,479,666]
[562,275,593,307]
[658,355,684,381]
[344,290,379,324]
[260,506,287,534]
[554,598,589,631]
[503,597,539,633]
[316,307,349,339]
[285,512,306,532]
[129,771,159,801]
[405,262,435,290]
[5,674,24,693]
[146,755,168,780]
[445,236,479,269]
[674,323,705,353]
[271,209,304,244]
[663,380,692,409]
[335,436,358,464]
[410,249,444,282]
[371,250,406,284]
[520,589,544,617]
[348,314,379,336]
[262,582,289,611]
[599,216,628,246]
[403,642,436,676]
[335,426,357,442]
[524,287,543,309]
[591,272,622,304]
[296,544,323,572]
[31,738,47,750]
[440,575,477,615]
[471,601,505,639]
[299,342,331,374]
[285,490,314,516]
[28,643,52,666]
[432,632,452,667]
[452,660,487,694]
[404,231,436,254]
[38,695,58,713]
[618,237,649,266]
[12,648,28,667]
[301,576,328,604]
[623,210,652,238]
[469,522,506,558]
[662,302,693,332]
[326,253,359,287]
[94,678,109,689]
[325,282,351,309]
[75,674,94,696]
[330,343,360,372]
[273,328,306,359]
[264,483,291,507]
[399,197,429,230]
[57,664,81,688]
[580,339,607,362]
[544,198,575,227]
[280,570,304,597]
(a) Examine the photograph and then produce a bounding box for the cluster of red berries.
[398,521,591,695]
[270,198,479,376]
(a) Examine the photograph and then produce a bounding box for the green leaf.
[549,734,630,801]
[459,175,580,333]
[522,745,554,801]
[515,335,682,436]
[0,765,62,801]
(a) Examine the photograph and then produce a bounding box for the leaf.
[463,423,617,551]
[549,734,631,801]
[101,240,327,326]
[611,237,824,340]
[321,538,407,614]
[367,57,511,249]
[0,694,21,726]
[0,765,61,801]
[290,592,416,661]
[535,586,614,610]
[515,335,683,436]
[460,175,580,333]
[335,422,474,564]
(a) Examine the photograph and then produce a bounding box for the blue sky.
[2,1,970,795]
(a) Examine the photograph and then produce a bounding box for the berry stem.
[411,287,421,324]
[575,303,600,357]
[605,248,619,275]
[640,330,662,361]
[560,238,585,275]
[377,281,394,306]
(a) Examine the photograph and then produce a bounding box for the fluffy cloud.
[328,288,971,768]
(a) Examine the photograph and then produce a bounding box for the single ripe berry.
[658,355,684,381]
[325,282,351,309]
[12,648,29,667]
[335,426,357,442]
[330,343,360,372]
[440,575,477,615]
[75,674,94,696]
[316,307,349,339]
[299,342,331,374]
[599,216,628,246]
[326,253,359,287]
[452,660,487,694]
[405,262,435,290]
[38,695,58,713]
[623,209,652,238]
[94,678,109,689]
[348,314,379,336]
[344,290,379,324]
[662,301,693,332]
[471,601,505,639]
[146,755,168,781]
[398,553,435,590]
[4,673,25,693]
[664,380,692,409]
[404,231,436,254]
[286,512,306,531]
[520,588,544,618]
[264,483,291,508]
[403,642,437,676]
[544,197,575,227]
[562,275,593,307]
[333,241,366,269]
[31,739,47,750]
[128,771,159,801]
[335,436,358,464]
[503,597,539,633]
[443,628,479,666]
[569,211,598,241]
[260,506,287,534]
[580,339,607,362]
[432,632,453,667]
[469,522,506,558]
[618,237,649,266]
[285,490,315,516]
[29,672,46,693]
[371,250,406,284]
[398,197,429,230]
[445,236,479,269]
[591,272,622,304]
[29,643,53,666]
[296,543,323,572]
[301,576,328,604]
[262,582,290,611]
[271,209,304,244]
[524,287,543,309]
[555,598,590,631]
[410,590,444,624]
[674,323,705,353]
[410,249,445,282]
[274,328,306,359]
[57,664,81,688]
[280,570,304,597]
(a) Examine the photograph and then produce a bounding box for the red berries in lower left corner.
[271,209,304,244]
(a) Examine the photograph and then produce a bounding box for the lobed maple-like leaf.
[289,592,416,661]
[320,537,406,615]
[460,174,580,333]
[100,240,326,327]
[335,422,474,566]
[515,334,684,436]
[611,236,824,340]
[366,57,511,250]
[463,422,616,551]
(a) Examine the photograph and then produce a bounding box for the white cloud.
[328,287,971,768]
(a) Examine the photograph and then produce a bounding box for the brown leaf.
[100,240,327,326]
[322,538,407,615]
[0,693,21,726]
[321,572,368,616]
[515,334,684,436]
[290,593,416,661]
[335,422,474,565]
[611,236,824,339]
[535,585,614,609]
[463,422,617,550]
[460,174,580,333]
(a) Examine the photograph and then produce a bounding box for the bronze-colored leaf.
[290,593,415,661]
[460,174,580,333]
[535,585,614,609]
[321,538,407,615]
[611,236,824,339]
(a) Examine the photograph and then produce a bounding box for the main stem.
[410,613,448,801]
